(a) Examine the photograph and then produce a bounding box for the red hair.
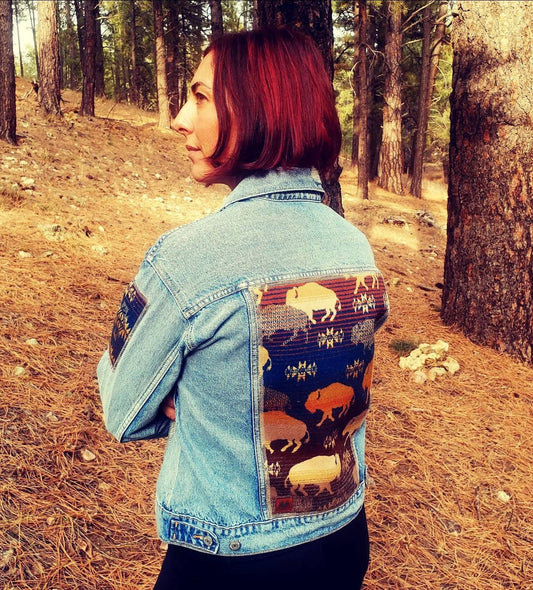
[205,28,341,182]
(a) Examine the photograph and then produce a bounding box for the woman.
[98,28,388,588]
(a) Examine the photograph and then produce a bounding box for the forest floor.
[1,78,532,590]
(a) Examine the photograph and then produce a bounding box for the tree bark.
[80,0,96,116]
[95,1,105,96]
[63,0,78,89]
[209,0,223,40]
[367,3,384,182]
[166,0,181,118]
[377,0,404,195]
[179,10,188,108]
[409,2,431,197]
[153,0,170,129]
[74,0,85,76]
[442,1,533,364]
[26,0,39,79]
[252,0,259,29]
[410,0,448,198]
[129,0,140,105]
[37,0,61,115]
[109,0,128,102]
[350,1,359,168]
[0,0,16,144]
[13,0,23,77]
[357,0,369,200]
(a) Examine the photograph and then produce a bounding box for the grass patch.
[0,183,25,208]
[389,338,419,357]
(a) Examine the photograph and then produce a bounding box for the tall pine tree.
[442,1,533,363]
[37,0,62,115]
[0,0,16,144]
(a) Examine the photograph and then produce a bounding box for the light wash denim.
[97,168,389,556]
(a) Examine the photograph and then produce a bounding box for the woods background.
[4,1,453,194]
[3,0,530,364]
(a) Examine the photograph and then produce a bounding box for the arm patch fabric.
[109,281,147,368]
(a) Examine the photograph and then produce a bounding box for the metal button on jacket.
[203,535,213,547]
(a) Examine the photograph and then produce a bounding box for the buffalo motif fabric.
[255,274,388,516]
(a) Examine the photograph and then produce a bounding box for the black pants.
[154,507,369,589]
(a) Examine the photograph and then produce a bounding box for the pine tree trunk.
[0,0,16,144]
[209,0,223,40]
[252,0,259,29]
[64,0,77,89]
[112,2,128,102]
[442,1,533,364]
[80,0,96,116]
[179,9,188,108]
[153,0,170,129]
[13,1,23,77]
[321,161,344,217]
[410,0,447,198]
[95,1,105,97]
[166,1,181,118]
[357,0,369,200]
[37,1,61,115]
[28,1,39,79]
[428,1,448,103]
[74,0,85,77]
[377,0,404,195]
[367,3,384,183]
[130,0,140,106]
[409,3,432,197]
[350,1,359,168]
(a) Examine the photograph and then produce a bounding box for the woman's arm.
[97,259,189,442]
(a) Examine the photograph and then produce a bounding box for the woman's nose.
[171,101,192,136]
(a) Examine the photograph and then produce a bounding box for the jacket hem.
[155,483,365,556]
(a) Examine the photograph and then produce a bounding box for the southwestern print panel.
[109,281,147,368]
[255,274,387,517]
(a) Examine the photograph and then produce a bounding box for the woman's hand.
[160,394,176,421]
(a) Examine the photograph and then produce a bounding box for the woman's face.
[172,52,219,184]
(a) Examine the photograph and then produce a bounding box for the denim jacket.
[97,168,389,556]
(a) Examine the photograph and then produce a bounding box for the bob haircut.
[204,28,342,183]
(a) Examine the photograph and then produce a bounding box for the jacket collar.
[221,168,325,210]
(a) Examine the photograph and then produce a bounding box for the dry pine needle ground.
[1,79,532,589]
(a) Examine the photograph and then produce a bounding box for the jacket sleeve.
[97,258,190,443]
